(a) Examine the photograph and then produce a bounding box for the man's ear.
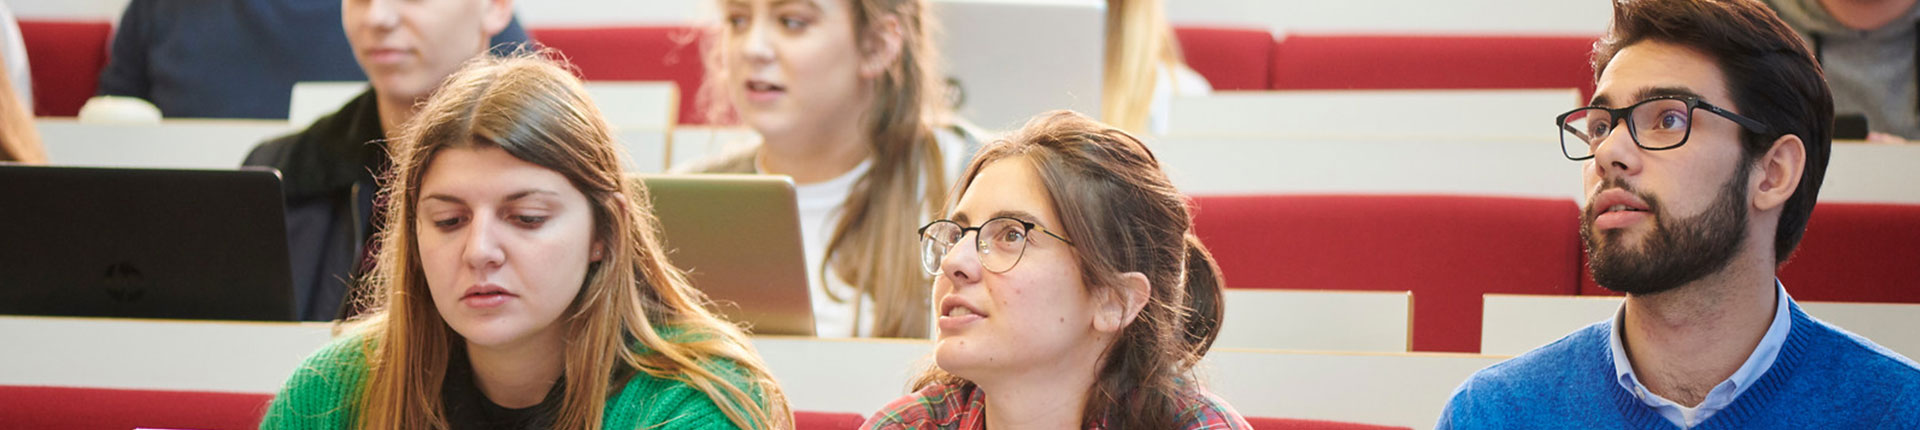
[858,15,904,79]
[1094,272,1152,333]
[480,0,515,40]
[1751,134,1806,212]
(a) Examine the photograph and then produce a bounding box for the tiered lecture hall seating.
[12,6,1917,430]
[1191,194,1583,354]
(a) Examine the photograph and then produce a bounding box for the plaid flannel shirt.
[863,382,1253,430]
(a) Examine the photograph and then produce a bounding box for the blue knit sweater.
[1439,301,1920,429]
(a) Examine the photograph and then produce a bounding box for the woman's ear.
[859,15,905,79]
[1094,272,1152,333]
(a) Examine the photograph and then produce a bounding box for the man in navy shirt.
[244,0,519,320]
[96,0,527,119]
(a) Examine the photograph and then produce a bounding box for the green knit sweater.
[259,331,758,429]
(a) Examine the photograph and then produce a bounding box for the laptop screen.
[0,165,296,321]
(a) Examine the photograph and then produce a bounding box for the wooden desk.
[1218,289,1412,352]
[1165,89,1582,140]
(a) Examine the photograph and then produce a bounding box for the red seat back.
[796,410,866,430]
[1174,26,1276,91]
[1191,194,1583,353]
[0,385,271,429]
[1269,34,1598,101]
[1246,416,1413,430]
[18,20,114,117]
[530,26,710,125]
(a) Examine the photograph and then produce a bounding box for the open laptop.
[0,165,296,321]
[935,0,1106,131]
[635,174,815,336]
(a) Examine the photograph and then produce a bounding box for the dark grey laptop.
[0,164,296,321]
[635,174,815,336]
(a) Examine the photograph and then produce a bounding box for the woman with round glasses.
[864,111,1250,429]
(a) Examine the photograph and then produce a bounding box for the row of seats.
[17,21,1599,123]
[0,385,1409,430]
[1191,195,1920,353]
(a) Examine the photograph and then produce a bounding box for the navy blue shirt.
[96,0,528,119]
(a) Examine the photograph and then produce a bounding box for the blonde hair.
[700,0,950,338]
[1102,0,1187,133]
[0,59,44,163]
[347,53,790,429]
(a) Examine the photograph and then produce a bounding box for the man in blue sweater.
[1439,0,1920,428]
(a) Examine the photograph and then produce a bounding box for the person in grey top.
[1765,0,1920,142]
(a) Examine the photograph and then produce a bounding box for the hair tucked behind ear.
[910,110,1225,428]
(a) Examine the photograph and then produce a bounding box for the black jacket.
[242,89,386,321]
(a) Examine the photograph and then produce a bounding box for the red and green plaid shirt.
[863,382,1253,430]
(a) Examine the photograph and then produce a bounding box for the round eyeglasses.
[917,217,1073,276]
[1556,95,1772,161]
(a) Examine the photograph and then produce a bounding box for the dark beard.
[1581,163,1751,296]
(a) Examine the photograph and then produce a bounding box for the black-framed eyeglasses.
[917,217,1074,276]
[1556,95,1773,161]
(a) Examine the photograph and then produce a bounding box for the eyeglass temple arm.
[1699,103,1774,135]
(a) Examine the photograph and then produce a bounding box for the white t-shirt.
[761,129,974,338]
[1146,63,1212,135]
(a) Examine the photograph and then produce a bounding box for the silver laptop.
[635,174,815,336]
[0,165,296,321]
[935,0,1106,131]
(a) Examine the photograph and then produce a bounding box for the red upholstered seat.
[1174,26,1276,91]
[1579,202,1920,303]
[18,20,114,117]
[1191,194,1583,353]
[1246,416,1413,430]
[0,385,272,430]
[1268,34,1599,101]
[796,410,867,430]
[530,26,710,125]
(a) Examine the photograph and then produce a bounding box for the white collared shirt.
[1609,281,1793,428]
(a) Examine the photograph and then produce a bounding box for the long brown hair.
[0,59,44,163]
[700,0,950,338]
[348,53,789,429]
[1102,0,1188,133]
[912,110,1225,428]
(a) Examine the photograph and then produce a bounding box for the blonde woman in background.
[261,54,789,429]
[1104,0,1212,135]
[689,0,974,339]
[0,59,43,164]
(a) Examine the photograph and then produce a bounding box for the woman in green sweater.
[260,53,791,429]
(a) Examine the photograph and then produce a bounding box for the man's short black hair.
[1592,0,1834,264]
